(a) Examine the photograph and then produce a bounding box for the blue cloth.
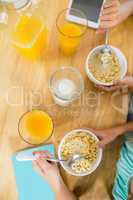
[112,134,133,200]
[112,94,133,200]
[12,144,55,200]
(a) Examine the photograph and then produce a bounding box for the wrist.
[50,175,65,193]
[122,0,133,16]
[129,0,133,15]
[115,125,126,136]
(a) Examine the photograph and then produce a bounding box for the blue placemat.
[12,144,55,200]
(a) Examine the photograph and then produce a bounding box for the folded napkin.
[12,144,55,200]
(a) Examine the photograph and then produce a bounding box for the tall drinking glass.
[18,110,54,145]
[56,8,88,56]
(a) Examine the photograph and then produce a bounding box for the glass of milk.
[49,67,84,106]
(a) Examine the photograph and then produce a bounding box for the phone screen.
[70,0,104,22]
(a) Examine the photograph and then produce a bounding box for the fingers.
[96,77,129,91]
[33,150,52,159]
[32,160,45,177]
[102,6,118,16]
[103,0,120,9]
[113,80,123,86]
[33,150,51,157]
[96,28,106,34]
[100,12,118,21]
[97,0,120,33]
[114,78,128,86]
[32,150,53,174]
[37,157,52,169]
[98,140,107,148]
[97,133,111,148]
[99,20,117,29]
[33,150,57,168]
[33,157,52,175]
[96,84,120,91]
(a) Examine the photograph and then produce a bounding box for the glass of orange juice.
[18,110,53,145]
[56,8,88,56]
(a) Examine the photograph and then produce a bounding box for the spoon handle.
[105,29,109,47]
[16,153,66,162]
[45,157,66,163]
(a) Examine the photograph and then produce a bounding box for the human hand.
[97,0,133,34]
[115,76,133,88]
[33,151,77,200]
[32,151,61,189]
[89,126,124,148]
[97,0,121,34]
[96,84,121,92]
[96,76,133,92]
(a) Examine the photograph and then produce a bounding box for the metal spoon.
[16,152,85,166]
[46,154,86,166]
[67,154,86,167]
[100,29,114,71]
[101,29,111,54]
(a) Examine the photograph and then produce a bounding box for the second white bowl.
[85,45,127,86]
[58,129,102,176]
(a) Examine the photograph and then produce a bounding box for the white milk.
[53,78,76,106]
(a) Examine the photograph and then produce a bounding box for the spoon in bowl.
[100,29,114,71]
[101,29,111,54]
[39,154,85,165]
[67,154,86,166]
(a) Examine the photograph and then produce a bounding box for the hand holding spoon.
[16,151,85,166]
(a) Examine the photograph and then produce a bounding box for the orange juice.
[12,15,47,60]
[19,110,53,144]
[60,23,82,55]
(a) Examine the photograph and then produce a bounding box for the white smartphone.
[67,0,106,29]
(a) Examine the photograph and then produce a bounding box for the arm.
[121,0,133,17]
[97,0,133,34]
[90,122,133,148]
[32,151,77,200]
[53,178,77,200]
[120,121,133,134]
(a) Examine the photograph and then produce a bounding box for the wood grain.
[0,1,133,200]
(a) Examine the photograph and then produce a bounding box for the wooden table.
[0,1,133,199]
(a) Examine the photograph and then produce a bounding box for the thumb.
[97,139,107,148]
[96,28,106,35]
[114,79,127,86]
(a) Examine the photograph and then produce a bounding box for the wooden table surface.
[0,1,133,200]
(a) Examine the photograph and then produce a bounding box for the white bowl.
[58,129,102,176]
[85,45,127,86]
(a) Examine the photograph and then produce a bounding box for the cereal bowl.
[58,129,102,176]
[85,45,127,86]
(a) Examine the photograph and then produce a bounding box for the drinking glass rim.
[18,109,54,145]
[49,66,84,101]
[56,8,88,38]
[1,0,32,12]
